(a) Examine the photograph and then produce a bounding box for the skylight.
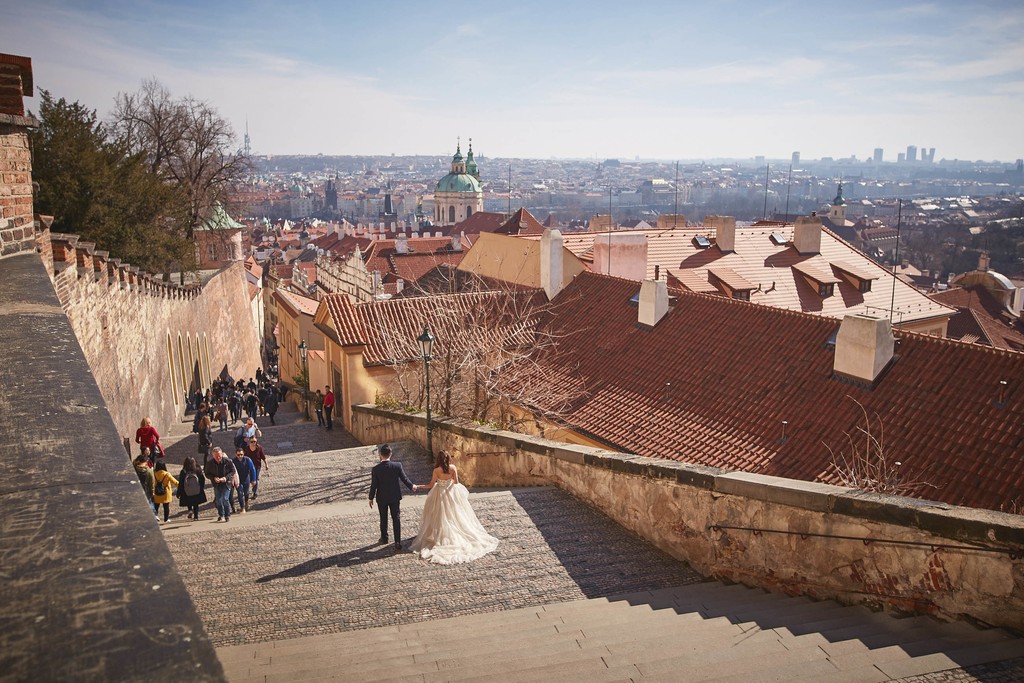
[693,235,711,249]
[770,232,786,246]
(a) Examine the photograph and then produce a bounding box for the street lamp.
[417,325,435,456]
[298,340,309,420]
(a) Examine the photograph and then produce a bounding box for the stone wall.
[0,55,36,258]
[351,404,1024,631]
[47,233,262,441]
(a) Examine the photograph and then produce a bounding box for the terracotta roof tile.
[533,272,1024,512]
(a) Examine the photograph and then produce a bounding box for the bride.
[410,450,499,565]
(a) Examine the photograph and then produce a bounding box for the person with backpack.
[204,447,237,522]
[134,453,156,517]
[152,461,178,523]
[177,456,207,521]
[228,389,241,424]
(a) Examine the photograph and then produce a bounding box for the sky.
[3,0,1024,162]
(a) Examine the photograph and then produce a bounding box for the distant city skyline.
[3,0,1023,162]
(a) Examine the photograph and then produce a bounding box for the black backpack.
[154,474,167,496]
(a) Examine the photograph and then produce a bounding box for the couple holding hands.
[369,444,498,565]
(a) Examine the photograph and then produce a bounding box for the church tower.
[434,138,484,226]
[828,182,847,226]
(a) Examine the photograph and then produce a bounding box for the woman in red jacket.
[135,417,160,457]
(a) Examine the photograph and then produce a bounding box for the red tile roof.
[932,285,1024,351]
[532,271,1024,512]
[320,289,545,365]
[495,208,545,236]
[454,211,507,236]
[522,225,953,327]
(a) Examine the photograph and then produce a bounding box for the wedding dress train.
[410,480,498,564]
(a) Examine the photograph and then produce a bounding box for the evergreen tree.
[31,90,189,273]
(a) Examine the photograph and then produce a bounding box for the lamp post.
[417,325,435,456]
[298,340,309,420]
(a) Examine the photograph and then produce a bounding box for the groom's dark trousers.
[369,459,415,542]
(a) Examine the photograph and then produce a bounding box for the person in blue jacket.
[231,447,258,513]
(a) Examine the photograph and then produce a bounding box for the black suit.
[369,459,414,543]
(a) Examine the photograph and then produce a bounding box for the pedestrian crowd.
[132,368,278,524]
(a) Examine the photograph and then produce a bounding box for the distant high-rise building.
[907,145,918,162]
[922,147,936,163]
[791,151,800,166]
[1017,159,1023,173]
[898,152,907,164]
[873,148,884,163]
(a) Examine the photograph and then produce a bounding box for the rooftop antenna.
[508,163,512,218]
[243,117,251,157]
[889,199,904,323]
[762,163,770,220]
[784,163,793,220]
[673,160,679,228]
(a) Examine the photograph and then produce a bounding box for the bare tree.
[361,285,585,432]
[111,79,250,243]
[824,397,937,496]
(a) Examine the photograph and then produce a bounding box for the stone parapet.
[351,404,1024,631]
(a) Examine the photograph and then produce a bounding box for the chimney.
[0,54,33,117]
[451,232,463,252]
[540,228,564,300]
[639,278,669,327]
[978,251,990,272]
[396,278,404,293]
[396,233,408,254]
[793,214,823,255]
[833,314,895,385]
[705,215,736,253]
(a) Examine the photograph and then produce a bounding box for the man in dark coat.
[264,389,279,425]
[369,444,416,550]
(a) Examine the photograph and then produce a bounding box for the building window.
[207,244,217,261]
[859,280,872,293]
[448,206,455,223]
[466,206,473,218]
[819,283,835,298]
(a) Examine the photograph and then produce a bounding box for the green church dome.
[436,173,482,193]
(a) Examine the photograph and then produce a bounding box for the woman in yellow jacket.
[153,461,179,523]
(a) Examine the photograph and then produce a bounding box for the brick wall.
[0,55,37,258]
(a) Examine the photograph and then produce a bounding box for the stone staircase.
[217,581,1024,682]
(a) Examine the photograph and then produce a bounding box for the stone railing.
[351,404,1024,631]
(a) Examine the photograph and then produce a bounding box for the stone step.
[629,639,829,678]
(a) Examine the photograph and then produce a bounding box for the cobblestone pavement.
[166,486,703,648]
[897,658,1024,683]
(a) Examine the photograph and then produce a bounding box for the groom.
[369,444,417,550]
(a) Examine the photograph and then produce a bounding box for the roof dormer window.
[792,261,841,299]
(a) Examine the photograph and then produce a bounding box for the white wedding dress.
[410,479,499,565]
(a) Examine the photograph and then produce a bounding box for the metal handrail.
[708,524,1022,559]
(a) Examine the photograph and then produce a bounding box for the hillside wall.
[46,233,262,442]
[352,404,1024,632]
